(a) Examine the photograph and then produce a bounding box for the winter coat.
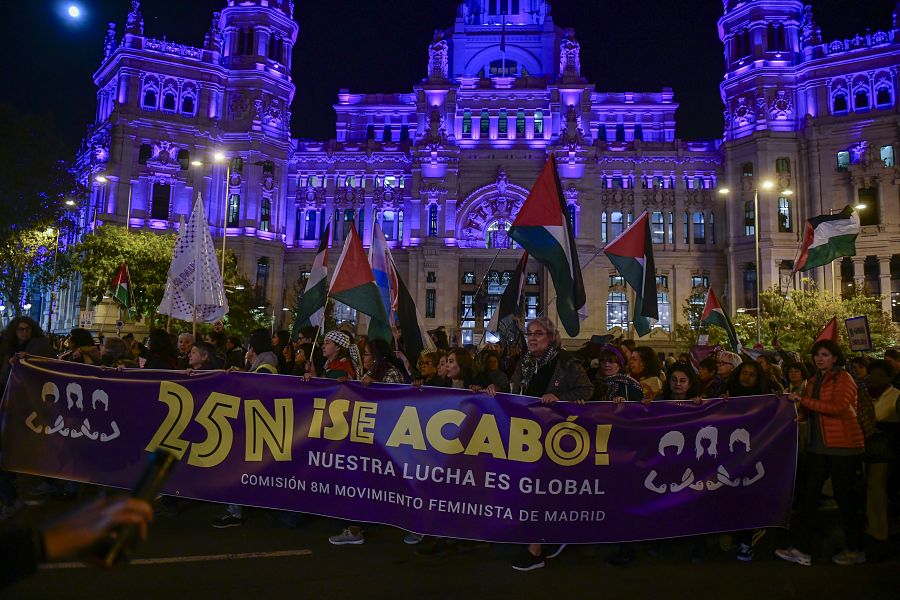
[800,368,864,450]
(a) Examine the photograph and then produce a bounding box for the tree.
[674,290,730,350]
[732,280,900,356]
[0,105,78,315]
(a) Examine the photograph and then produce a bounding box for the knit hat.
[717,351,742,369]
[600,344,627,369]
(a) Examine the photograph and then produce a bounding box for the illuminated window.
[516,110,525,136]
[741,162,754,178]
[333,301,357,326]
[778,197,791,232]
[534,110,544,136]
[880,145,894,167]
[524,294,539,322]
[304,209,318,240]
[480,111,490,136]
[600,212,608,243]
[463,271,475,285]
[460,293,475,344]
[836,151,850,171]
[498,109,507,137]
[227,194,240,227]
[609,212,624,239]
[709,212,716,244]
[426,289,436,318]
[462,110,472,137]
[692,211,705,244]
[607,276,628,330]
[651,212,664,244]
[428,204,438,237]
[260,198,271,232]
[667,212,674,244]
[655,276,671,331]
[744,201,755,236]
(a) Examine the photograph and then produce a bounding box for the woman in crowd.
[60,328,100,365]
[593,344,643,403]
[628,346,663,401]
[659,362,702,402]
[446,348,476,389]
[487,316,593,571]
[360,338,409,385]
[271,330,291,374]
[413,352,449,387]
[142,329,178,370]
[100,336,138,369]
[725,361,770,398]
[309,330,360,381]
[777,339,866,566]
[473,350,510,393]
[785,361,809,396]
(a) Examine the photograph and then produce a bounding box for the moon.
[67,4,81,18]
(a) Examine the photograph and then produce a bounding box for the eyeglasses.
[525,331,547,338]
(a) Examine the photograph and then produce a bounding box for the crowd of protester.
[0,314,898,573]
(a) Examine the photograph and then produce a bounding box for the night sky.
[2,0,895,154]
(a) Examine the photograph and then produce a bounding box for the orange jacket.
[800,369,864,450]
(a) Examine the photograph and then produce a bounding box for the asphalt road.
[3,485,897,600]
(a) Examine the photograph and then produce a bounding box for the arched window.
[181,95,195,115]
[692,211,705,244]
[876,86,892,107]
[854,89,869,111]
[609,211,624,239]
[303,209,318,240]
[428,204,438,237]
[489,59,517,77]
[462,110,472,138]
[162,92,176,112]
[480,111,490,137]
[534,110,544,136]
[260,198,271,232]
[381,210,396,240]
[177,149,190,171]
[498,109,507,137]
[651,212,664,244]
[833,93,848,113]
[227,194,240,227]
[142,88,157,109]
[151,182,170,220]
[778,197,792,232]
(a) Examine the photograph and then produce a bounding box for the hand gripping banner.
[0,358,797,544]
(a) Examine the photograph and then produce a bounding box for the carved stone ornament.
[296,186,325,209]
[373,184,404,209]
[559,105,585,147]
[229,93,250,119]
[733,97,754,126]
[103,23,117,60]
[642,188,675,210]
[428,30,449,80]
[769,90,792,120]
[125,1,143,36]
[146,141,180,172]
[336,186,364,208]
[424,105,447,146]
[559,28,581,79]
[600,189,634,211]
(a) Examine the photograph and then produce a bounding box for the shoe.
[511,549,545,572]
[832,549,866,565]
[775,547,812,566]
[415,538,454,556]
[329,526,364,545]
[750,528,766,547]
[211,514,244,528]
[718,534,735,552]
[545,543,567,559]
[404,532,424,545]
[0,499,25,521]
[605,549,637,567]
[737,543,753,562]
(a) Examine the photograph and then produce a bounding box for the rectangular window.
[381,210,395,241]
[425,289,436,318]
[426,271,437,283]
[655,275,671,332]
[744,201,755,236]
[709,212,716,244]
[609,212,624,240]
[304,210,318,240]
[534,110,543,136]
[259,198,271,232]
[463,271,475,285]
[526,272,539,285]
[651,211,664,244]
[151,183,170,220]
[880,145,895,167]
[462,110,472,138]
[744,266,757,309]
[227,194,240,227]
[333,300,357,326]
[498,109,507,137]
[778,197,792,232]
[483,300,497,330]
[524,293,539,323]
[294,209,303,244]
[667,212,674,244]
[837,151,850,171]
[461,293,475,340]
[692,211,705,244]
[607,276,628,330]
[516,109,526,136]
[775,157,791,174]
[428,204,438,237]
[683,211,689,244]
[255,257,269,303]
[480,111,490,136]
[858,188,879,226]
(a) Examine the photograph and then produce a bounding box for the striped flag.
[295,224,330,331]
[110,262,133,310]
[794,206,860,272]
[369,222,399,325]
[509,155,586,336]
[484,251,528,345]
[604,211,658,336]
[700,287,741,353]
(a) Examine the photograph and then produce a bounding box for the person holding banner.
[485,316,593,571]
[446,348,476,390]
[592,344,643,403]
[777,339,866,566]
[309,330,359,381]
[628,346,663,401]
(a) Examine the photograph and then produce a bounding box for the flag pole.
[538,246,605,317]
[307,297,331,377]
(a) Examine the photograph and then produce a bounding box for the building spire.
[102,22,117,61]
[125,1,143,36]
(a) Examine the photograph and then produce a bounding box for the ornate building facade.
[67,0,900,346]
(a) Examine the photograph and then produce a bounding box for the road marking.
[42,549,313,569]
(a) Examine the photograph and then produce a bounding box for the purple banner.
[1,358,797,544]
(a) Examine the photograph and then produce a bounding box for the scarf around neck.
[520,345,560,392]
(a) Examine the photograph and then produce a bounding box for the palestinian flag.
[484,251,528,345]
[393,261,437,362]
[794,206,860,272]
[329,222,392,344]
[508,155,586,337]
[604,211,658,336]
[110,262,133,310]
[294,224,330,333]
[701,287,741,353]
